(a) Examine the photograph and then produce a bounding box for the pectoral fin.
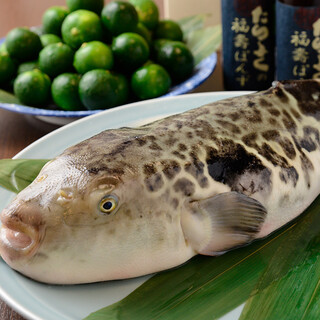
[181,192,267,255]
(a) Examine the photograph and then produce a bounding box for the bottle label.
[222,0,275,90]
[276,1,320,80]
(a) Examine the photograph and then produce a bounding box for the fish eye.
[99,195,118,215]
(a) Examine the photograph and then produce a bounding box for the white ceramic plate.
[0,91,252,320]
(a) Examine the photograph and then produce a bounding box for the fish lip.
[0,220,43,261]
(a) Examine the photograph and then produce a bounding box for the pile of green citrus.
[0,0,195,111]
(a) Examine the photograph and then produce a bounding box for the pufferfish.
[1,80,320,284]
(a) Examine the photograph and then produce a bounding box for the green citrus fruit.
[151,38,170,59]
[154,20,183,41]
[129,0,159,30]
[156,41,194,82]
[73,41,113,74]
[52,73,84,110]
[17,61,38,75]
[40,34,62,47]
[79,69,120,110]
[131,63,171,99]
[112,72,129,105]
[134,22,152,45]
[5,28,42,61]
[0,42,7,53]
[0,52,16,85]
[61,10,103,49]
[101,1,138,36]
[39,42,74,78]
[42,6,69,36]
[112,32,149,72]
[66,0,104,15]
[14,70,51,106]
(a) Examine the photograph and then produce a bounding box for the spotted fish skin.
[1,80,320,284]
[73,79,320,237]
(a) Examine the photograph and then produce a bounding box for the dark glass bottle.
[221,0,275,91]
[276,0,320,80]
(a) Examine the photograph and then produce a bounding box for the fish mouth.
[0,220,43,262]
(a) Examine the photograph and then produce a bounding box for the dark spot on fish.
[165,135,178,147]
[161,160,181,180]
[279,167,299,186]
[300,136,317,152]
[243,108,262,123]
[144,164,157,177]
[269,117,278,126]
[290,108,302,120]
[282,110,297,133]
[108,139,135,157]
[299,126,320,152]
[279,194,290,206]
[228,112,241,121]
[175,121,183,129]
[247,101,256,108]
[88,167,100,174]
[215,112,225,118]
[259,143,289,167]
[199,176,209,188]
[149,142,163,151]
[145,173,164,192]
[147,135,156,141]
[216,120,241,134]
[185,153,209,188]
[279,137,296,160]
[179,144,187,152]
[261,131,296,160]
[292,135,302,152]
[87,166,124,176]
[136,137,147,146]
[189,120,218,140]
[280,80,320,120]
[187,132,193,139]
[267,108,281,117]
[274,86,289,103]
[172,151,186,160]
[262,130,280,141]
[300,151,314,187]
[206,140,271,192]
[242,133,258,148]
[292,126,320,153]
[173,178,195,196]
[259,98,272,107]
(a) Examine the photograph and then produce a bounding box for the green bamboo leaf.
[178,14,208,39]
[0,89,20,104]
[83,208,308,320]
[240,198,320,320]
[186,25,222,65]
[0,159,50,193]
[178,14,222,65]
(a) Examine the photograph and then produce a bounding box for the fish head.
[0,153,192,284]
